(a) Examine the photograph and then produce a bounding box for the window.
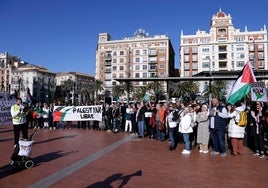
[120,58,124,63]
[135,65,140,70]
[236,45,244,51]
[192,47,198,53]
[202,62,210,68]
[192,63,198,69]
[236,61,245,67]
[142,49,147,55]
[236,53,244,59]
[159,72,165,77]
[142,65,147,70]
[120,51,124,56]
[184,71,189,77]
[112,66,117,71]
[135,50,140,55]
[142,56,147,62]
[258,52,264,59]
[142,73,147,78]
[159,57,165,61]
[119,66,124,71]
[184,55,189,62]
[149,48,157,56]
[258,44,264,51]
[119,73,123,78]
[201,38,209,44]
[184,63,189,69]
[184,47,189,54]
[202,48,209,52]
[112,59,117,63]
[249,53,254,60]
[192,55,197,61]
[113,51,117,56]
[235,37,244,42]
[259,61,264,68]
[135,73,140,78]
[159,64,165,69]
[135,57,140,63]
[159,48,165,53]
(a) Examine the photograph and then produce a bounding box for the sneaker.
[182,150,191,154]
[202,150,209,154]
[253,152,260,156]
[220,152,227,158]
[210,151,219,155]
[259,154,265,158]
[199,150,203,153]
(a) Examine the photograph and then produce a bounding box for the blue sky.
[1,0,267,76]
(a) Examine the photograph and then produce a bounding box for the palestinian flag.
[227,62,256,105]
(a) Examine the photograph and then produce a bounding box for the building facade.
[55,72,94,105]
[95,29,176,98]
[12,64,56,104]
[180,9,268,78]
[0,52,22,93]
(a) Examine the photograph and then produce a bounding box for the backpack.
[235,111,247,127]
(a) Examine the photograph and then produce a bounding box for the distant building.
[0,52,23,93]
[95,28,176,98]
[180,9,268,93]
[13,64,56,104]
[55,72,94,105]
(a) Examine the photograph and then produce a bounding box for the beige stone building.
[95,29,176,99]
[180,9,268,77]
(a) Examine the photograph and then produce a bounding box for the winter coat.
[179,113,193,133]
[228,105,246,138]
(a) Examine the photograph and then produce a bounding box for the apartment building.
[180,9,268,78]
[0,52,21,93]
[12,64,56,104]
[55,72,94,104]
[95,29,176,97]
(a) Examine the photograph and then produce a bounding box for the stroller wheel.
[25,160,34,168]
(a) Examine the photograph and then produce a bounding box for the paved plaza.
[0,124,268,188]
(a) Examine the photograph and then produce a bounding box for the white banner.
[251,82,268,102]
[53,105,102,121]
[0,93,17,126]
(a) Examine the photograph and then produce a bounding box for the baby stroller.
[10,129,37,171]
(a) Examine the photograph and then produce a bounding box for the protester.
[227,102,246,155]
[209,97,229,158]
[250,102,266,158]
[10,98,28,146]
[167,103,180,150]
[179,106,193,154]
[196,104,210,153]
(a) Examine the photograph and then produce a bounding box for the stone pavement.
[0,124,268,188]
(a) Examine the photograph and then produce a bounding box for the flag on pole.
[227,62,256,105]
[26,87,33,104]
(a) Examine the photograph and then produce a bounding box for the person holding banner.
[10,98,28,146]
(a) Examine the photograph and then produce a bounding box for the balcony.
[105,68,111,73]
[105,54,112,61]
[105,61,111,66]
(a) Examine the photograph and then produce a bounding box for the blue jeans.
[138,120,145,138]
[156,121,165,140]
[183,133,191,150]
[169,128,175,148]
[210,129,226,153]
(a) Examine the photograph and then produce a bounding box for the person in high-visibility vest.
[10,98,28,146]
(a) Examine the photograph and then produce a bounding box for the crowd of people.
[10,97,268,159]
